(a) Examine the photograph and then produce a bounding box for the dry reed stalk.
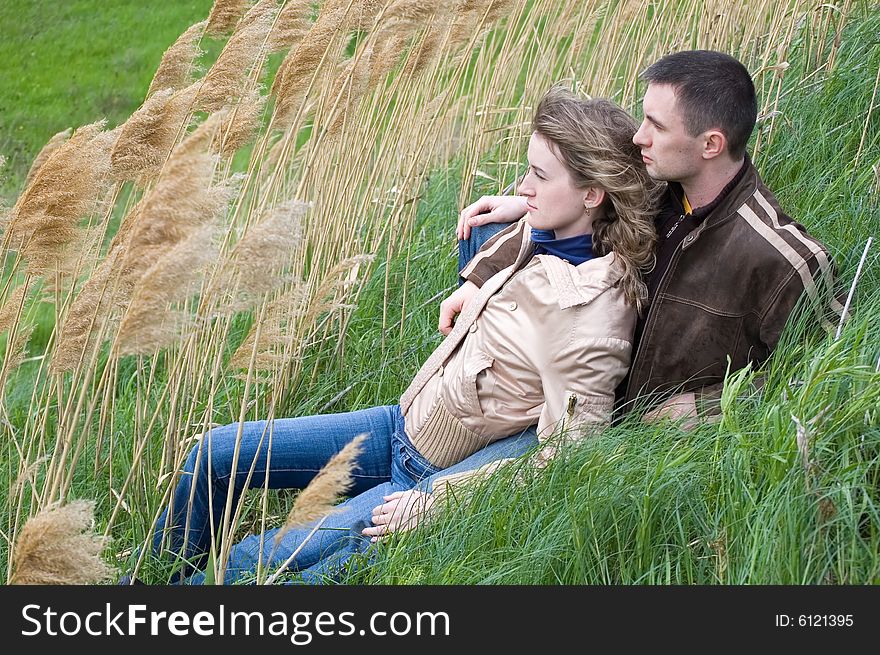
[148,20,208,96]
[197,2,277,112]
[10,455,50,499]
[323,7,445,138]
[263,132,291,172]
[324,43,376,135]
[110,83,200,182]
[9,500,114,585]
[206,0,253,37]
[217,199,308,311]
[24,128,72,187]
[117,223,221,355]
[7,121,116,276]
[273,434,367,546]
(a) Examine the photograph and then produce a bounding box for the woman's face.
[518,132,598,239]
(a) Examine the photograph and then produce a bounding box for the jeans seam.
[216,468,389,482]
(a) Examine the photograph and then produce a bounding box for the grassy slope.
[1,3,878,583]
[0,0,213,198]
[336,11,880,584]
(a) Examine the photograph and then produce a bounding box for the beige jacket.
[399,220,635,488]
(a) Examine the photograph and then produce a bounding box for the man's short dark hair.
[640,50,757,159]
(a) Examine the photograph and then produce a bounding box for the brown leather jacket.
[462,161,842,414]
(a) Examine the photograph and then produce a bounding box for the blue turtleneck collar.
[530,229,594,265]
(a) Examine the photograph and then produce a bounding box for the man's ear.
[703,129,726,160]
[583,186,606,210]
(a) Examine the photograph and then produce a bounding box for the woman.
[152,86,660,584]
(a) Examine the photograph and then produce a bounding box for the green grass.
[0,0,213,197]
[1,2,879,585]
[336,9,880,585]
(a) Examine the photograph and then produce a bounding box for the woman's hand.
[362,490,437,543]
[457,195,528,240]
[438,280,478,335]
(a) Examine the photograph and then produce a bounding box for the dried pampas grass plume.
[271,3,349,126]
[9,500,114,585]
[148,20,208,97]
[402,21,449,78]
[386,0,438,24]
[24,127,72,187]
[111,83,200,182]
[228,253,374,370]
[305,254,374,325]
[0,280,34,335]
[117,224,221,356]
[52,197,148,373]
[197,2,277,112]
[52,245,128,373]
[448,0,512,49]
[206,0,252,37]
[67,113,241,362]
[10,455,50,499]
[120,112,237,286]
[478,0,516,24]
[8,121,116,276]
[215,90,268,158]
[228,283,310,370]
[2,323,35,374]
[268,0,312,51]
[218,199,308,311]
[274,434,367,545]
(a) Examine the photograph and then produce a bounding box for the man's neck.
[680,157,745,210]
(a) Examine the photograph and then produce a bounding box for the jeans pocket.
[392,432,441,486]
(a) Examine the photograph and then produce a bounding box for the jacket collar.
[537,251,624,310]
[681,157,760,250]
[667,155,752,224]
[520,221,624,309]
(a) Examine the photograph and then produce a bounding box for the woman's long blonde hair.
[532,86,662,312]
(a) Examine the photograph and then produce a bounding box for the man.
[442,50,842,422]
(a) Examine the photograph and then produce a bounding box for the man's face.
[633,83,704,184]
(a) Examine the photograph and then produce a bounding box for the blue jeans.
[154,405,536,584]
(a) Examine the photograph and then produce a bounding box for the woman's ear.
[583,186,606,210]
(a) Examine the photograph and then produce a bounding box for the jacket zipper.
[625,173,758,402]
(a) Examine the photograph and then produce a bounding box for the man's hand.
[642,392,698,430]
[362,490,437,543]
[457,195,529,240]
[438,280,478,335]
